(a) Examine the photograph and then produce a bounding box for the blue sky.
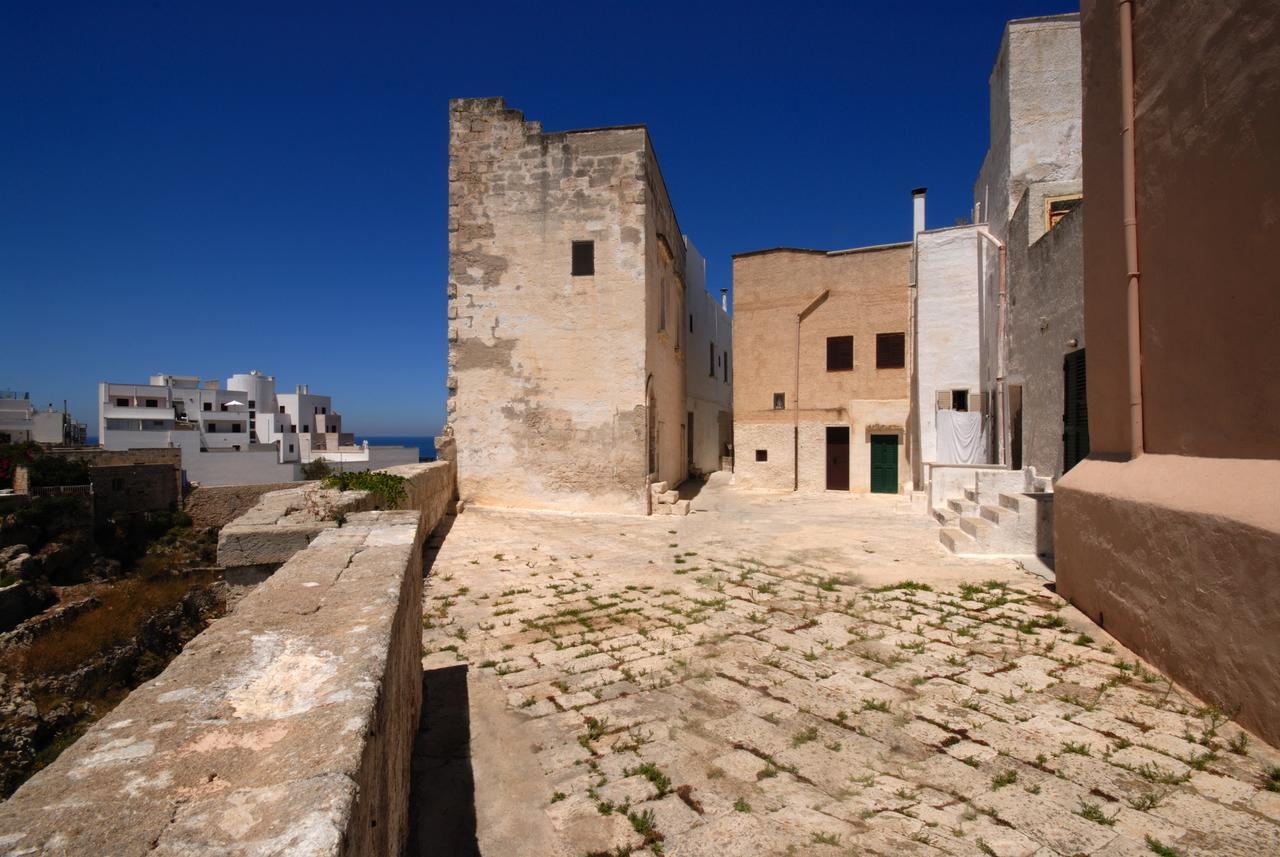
[1,1,1076,436]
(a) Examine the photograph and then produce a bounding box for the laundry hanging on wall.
[936,408,984,464]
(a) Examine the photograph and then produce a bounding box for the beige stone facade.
[732,244,912,493]
[445,98,695,515]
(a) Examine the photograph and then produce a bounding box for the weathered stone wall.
[1006,195,1084,478]
[732,245,912,493]
[0,461,456,855]
[446,97,660,514]
[89,463,180,520]
[185,481,307,529]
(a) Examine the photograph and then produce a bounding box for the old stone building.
[732,239,913,494]
[1057,0,1280,745]
[443,97,707,515]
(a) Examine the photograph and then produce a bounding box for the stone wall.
[89,463,181,520]
[1006,196,1084,478]
[0,460,456,855]
[185,481,307,529]
[445,97,663,515]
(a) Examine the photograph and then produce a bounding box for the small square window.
[876,332,906,369]
[279,405,286,413]
[755,449,768,462]
[952,390,969,412]
[571,240,595,276]
[248,400,256,409]
[827,335,854,371]
[773,393,786,410]
[145,399,158,407]
[204,402,213,411]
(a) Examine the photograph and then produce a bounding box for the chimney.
[912,187,927,236]
[720,288,728,312]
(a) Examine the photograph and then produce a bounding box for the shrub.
[301,459,333,480]
[321,471,408,508]
[0,442,41,489]
[28,456,89,488]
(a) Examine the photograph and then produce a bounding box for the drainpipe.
[1120,0,1144,457]
[794,289,830,491]
[975,226,1008,467]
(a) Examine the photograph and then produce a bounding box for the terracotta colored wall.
[1082,0,1280,458]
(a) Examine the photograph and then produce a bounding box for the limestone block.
[657,490,678,504]
[672,500,691,516]
[650,481,669,495]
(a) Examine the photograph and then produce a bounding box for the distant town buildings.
[442,97,731,516]
[99,370,417,486]
[0,391,87,446]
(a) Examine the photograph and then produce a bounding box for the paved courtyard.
[417,475,1280,856]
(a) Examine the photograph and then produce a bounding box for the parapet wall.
[0,461,455,856]
[185,481,308,529]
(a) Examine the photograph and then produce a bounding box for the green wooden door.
[870,434,898,494]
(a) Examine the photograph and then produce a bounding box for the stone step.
[964,487,979,503]
[947,498,978,516]
[980,503,1011,524]
[959,515,994,540]
[931,506,958,526]
[938,526,973,553]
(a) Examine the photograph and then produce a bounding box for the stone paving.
[420,476,1280,856]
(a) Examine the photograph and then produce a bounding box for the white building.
[683,239,733,476]
[99,371,418,486]
[0,391,88,446]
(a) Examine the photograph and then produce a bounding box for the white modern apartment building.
[0,391,88,446]
[99,370,418,486]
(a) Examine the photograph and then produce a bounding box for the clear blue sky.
[1,0,1076,436]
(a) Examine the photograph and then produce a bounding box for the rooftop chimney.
[912,187,927,237]
[720,288,728,312]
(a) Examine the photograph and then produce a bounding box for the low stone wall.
[184,481,307,529]
[0,460,457,856]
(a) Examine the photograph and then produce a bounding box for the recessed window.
[145,399,158,408]
[288,444,294,453]
[709,342,716,377]
[827,335,854,372]
[279,405,286,413]
[204,402,212,411]
[1045,194,1083,231]
[208,423,217,433]
[755,449,768,462]
[689,314,694,333]
[220,403,228,411]
[723,350,729,383]
[115,398,129,407]
[248,400,256,409]
[952,390,970,412]
[876,332,906,369]
[303,425,309,433]
[773,393,785,410]
[571,240,595,276]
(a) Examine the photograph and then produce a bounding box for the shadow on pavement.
[407,664,479,856]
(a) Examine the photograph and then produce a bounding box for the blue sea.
[355,436,437,462]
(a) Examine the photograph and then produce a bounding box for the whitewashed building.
[0,391,87,446]
[683,240,733,476]
[98,370,418,486]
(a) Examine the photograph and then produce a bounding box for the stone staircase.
[650,481,690,516]
[934,480,1053,559]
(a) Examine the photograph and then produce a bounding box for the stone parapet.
[185,481,308,529]
[0,460,456,855]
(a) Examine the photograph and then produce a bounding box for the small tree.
[301,458,333,480]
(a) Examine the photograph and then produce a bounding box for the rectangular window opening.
[875,332,906,369]
[772,392,785,410]
[826,335,854,371]
[571,240,595,276]
[952,390,969,412]
[755,449,768,462]
[115,398,129,407]
[709,342,716,377]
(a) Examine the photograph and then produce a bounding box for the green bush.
[301,458,333,480]
[28,456,90,488]
[321,470,408,508]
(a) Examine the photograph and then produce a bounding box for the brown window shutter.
[936,391,951,410]
[876,332,906,368]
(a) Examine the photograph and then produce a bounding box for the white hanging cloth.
[937,409,984,464]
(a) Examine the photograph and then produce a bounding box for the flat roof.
[733,240,911,260]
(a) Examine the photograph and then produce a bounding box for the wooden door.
[1063,349,1090,473]
[870,434,899,494]
[825,426,850,491]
